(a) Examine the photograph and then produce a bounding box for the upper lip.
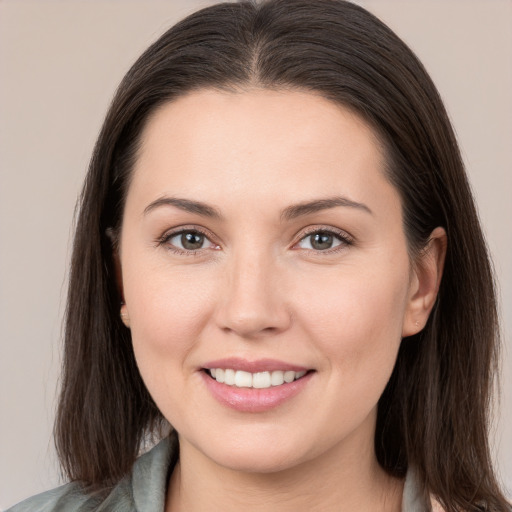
[202,357,310,373]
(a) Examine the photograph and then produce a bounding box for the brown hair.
[55,1,510,510]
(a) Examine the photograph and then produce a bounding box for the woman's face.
[118,89,426,473]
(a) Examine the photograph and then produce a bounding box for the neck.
[166,423,404,512]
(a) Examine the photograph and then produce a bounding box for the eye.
[296,229,352,251]
[160,229,218,253]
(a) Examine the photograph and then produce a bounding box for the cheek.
[124,261,218,378]
[125,266,221,428]
[292,266,409,439]
[298,262,409,376]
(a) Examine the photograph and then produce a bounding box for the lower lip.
[201,371,314,413]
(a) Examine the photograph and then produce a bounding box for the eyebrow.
[144,197,223,219]
[143,195,372,220]
[280,196,373,221]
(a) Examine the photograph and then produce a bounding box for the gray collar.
[401,465,430,511]
[126,437,431,511]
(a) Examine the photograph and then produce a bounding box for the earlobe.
[120,302,131,328]
[402,227,447,337]
[107,229,130,328]
[113,250,130,328]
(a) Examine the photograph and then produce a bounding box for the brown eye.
[297,230,349,251]
[310,232,334,250]
[180,231,205,250]
[164,229,217,253]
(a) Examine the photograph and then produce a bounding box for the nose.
[214,248,292,339]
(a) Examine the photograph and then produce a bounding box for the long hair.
[55,1,509,510]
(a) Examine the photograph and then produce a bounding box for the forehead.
[127,88,396,217]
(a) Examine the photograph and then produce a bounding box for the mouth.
[200,358,315,412]
[203,368,310,389]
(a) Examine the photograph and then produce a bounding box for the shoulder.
[7,436,178,512]
[5,482,100,512]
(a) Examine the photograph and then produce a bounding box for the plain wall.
[0,1,510,509]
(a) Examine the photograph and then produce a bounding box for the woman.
[8,0,510,511]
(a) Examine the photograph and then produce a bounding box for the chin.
[209,445,307,474]
[182,424,324,475]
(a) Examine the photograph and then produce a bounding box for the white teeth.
[283,370,295,383]
[208,368,307,388]
[224,369,235,386]
[270,370,284,386]
[234,370,252,387]
[253,371,271,389]
[215,368,225,383]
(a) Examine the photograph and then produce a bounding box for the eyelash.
[156,226,218,256]
[295,226,354,254]
[156,225,354,256]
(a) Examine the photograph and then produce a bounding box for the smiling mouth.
[204,368,311,389]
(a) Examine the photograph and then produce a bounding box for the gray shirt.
[7,437,430,511]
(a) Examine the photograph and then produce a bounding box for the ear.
[114,253,131,328]
[120,302,131,328]
[402,227,447,337]
[107,227,130,328]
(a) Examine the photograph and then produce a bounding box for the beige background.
[0,0,511,508]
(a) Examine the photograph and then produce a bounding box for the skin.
[117,88,446,511]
